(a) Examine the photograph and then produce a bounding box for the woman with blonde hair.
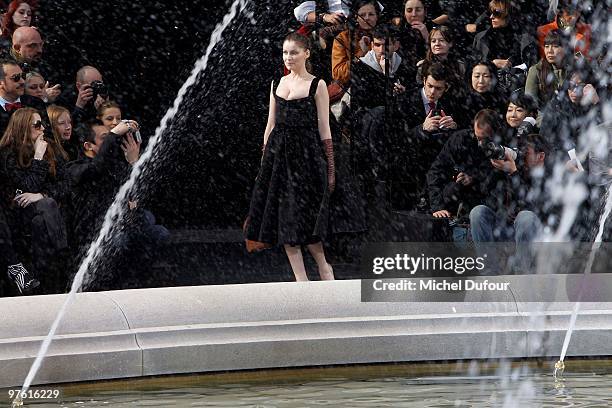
[0,107,68,291]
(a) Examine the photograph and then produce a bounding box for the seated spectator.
[351,23,413,179]
[461,61,507,124]
[293,0,350,49]
[396,0,431,69]
[55,65,109,126]
[96,100,122,131]
[525,30,572,110]
[67,120,168,290]
[470,133,551,274]
[25,71,60,103]
[331,0,379,87]
[472,0,536,89]
[47,104,78,161]
[393,62,460,210]
[503,90,538,148]
[351,24,413,112]
[427,108,495,220]
[540,66,602,172]
[1,0,36,41]
[416,26,466,100]
[0,107,69,290]
[0,59,47,133]
[537,1,591,60]
[0,202,39,295]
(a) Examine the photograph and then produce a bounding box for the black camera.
[482,141,518,161]
[516,118,536,139]
[90,80,108,100]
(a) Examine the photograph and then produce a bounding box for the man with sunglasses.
[0,59,47,133]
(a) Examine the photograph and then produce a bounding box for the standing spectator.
[331,0,380,87]
[25,71,60,103]
[245,33,336,282]
[0,0,36,41]
[525,30,572,109]
[0,107,69,290]
[47,104,77,161]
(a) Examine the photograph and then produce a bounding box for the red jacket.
[537,20,592,59]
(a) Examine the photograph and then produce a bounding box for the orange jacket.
[537,20,591,59]
[331,30,370,85]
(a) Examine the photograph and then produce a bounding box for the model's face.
[560,9,580,28]
[471,64,493,93]
[544,43,564,65]
[404,0,425,24]
[356,4,378,31]
[55,111,72,141]
[29,113,44,141]
[13,3,32,27]
[100,107,122,130]
[282,40,309,71]
[88,125,109,155]
[506,102,528,128]
[25,74,44,99]
[423,75,447,102]
[1,64,25,99]
[430,31,451,56]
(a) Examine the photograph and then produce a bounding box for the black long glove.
[322,138,335,193]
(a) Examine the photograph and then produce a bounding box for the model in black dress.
[245,33,335,281]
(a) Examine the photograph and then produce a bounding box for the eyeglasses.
[32,120,43,129]
[489,9,506,18]
[9,73,26,82]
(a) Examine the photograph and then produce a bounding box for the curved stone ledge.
[1,276,612,387]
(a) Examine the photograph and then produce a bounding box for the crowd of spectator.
[0,0,168,296]
[290,0,609,271]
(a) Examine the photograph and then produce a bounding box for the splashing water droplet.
[553,360,565,381]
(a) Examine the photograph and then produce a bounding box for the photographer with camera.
[427,109,497,220]
[67,119,167,290]
[470,132,550,274]
[56,65,109,127]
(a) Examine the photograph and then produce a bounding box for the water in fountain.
[555,184,612,375]
[11,1,250,406]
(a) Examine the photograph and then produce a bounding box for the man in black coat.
[0,59,48,134]
[67,120,168,290]
[391,62,460,210]
[55,65,109,127]
[426,109,499,221]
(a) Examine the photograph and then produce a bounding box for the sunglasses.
[32,120,43,129]
[489,8,506,18]
[28,83,45,90]
[9,72,26,82]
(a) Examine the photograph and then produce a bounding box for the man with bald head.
[56,65,110,125]
[12,26,44,64]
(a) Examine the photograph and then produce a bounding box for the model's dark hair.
[371,23,400,42]
[522,133,550,155]
[422,61,449,83]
